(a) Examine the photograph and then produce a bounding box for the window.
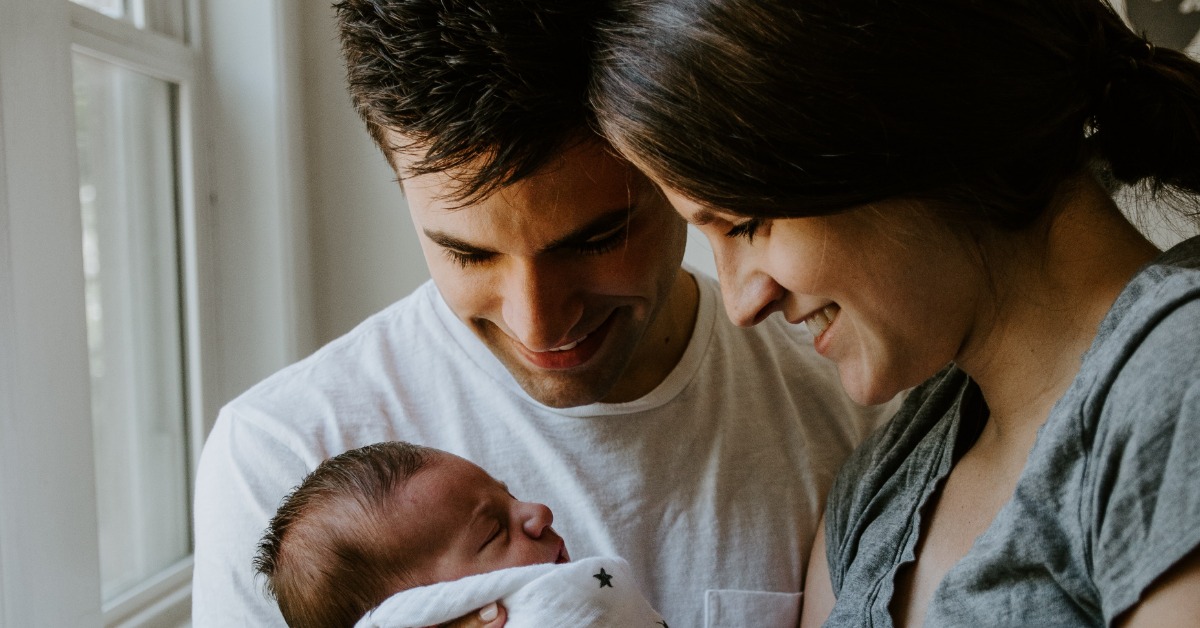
[70,1,203,622]
[74,52,192,604]
[0,0,207,625]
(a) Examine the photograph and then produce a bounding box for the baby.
[254,441,664,628]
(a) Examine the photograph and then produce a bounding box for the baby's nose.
[519,501,554,538]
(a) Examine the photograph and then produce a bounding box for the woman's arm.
[800,515,836,627]
[1117,546,1200,627]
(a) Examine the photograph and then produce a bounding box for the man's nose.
[501,261,584,349]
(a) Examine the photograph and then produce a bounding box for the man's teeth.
[547,334,588,352]
[805,305,840,337]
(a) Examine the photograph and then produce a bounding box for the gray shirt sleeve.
[1087,298,1200,621]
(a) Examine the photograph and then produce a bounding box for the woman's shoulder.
[1085,237,1200,425]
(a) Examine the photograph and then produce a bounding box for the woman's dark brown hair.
[591,0,1200,227]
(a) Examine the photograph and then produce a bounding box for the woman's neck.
[956,175,1161,456]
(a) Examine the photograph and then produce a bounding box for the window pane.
[73,53,191,602]
[71,0,126,20]
[71,0,187,41]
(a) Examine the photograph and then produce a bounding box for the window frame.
[1,0,211,625]
[73,2,211,623]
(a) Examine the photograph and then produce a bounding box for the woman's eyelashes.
[724,218,763,242]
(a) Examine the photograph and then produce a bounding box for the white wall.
[300,4,429,345]
[203,1,314,404]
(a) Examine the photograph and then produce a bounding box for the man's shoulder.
[217,280,470,433]
[237,281,440,392]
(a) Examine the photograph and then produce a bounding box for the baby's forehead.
[400,451,509,501]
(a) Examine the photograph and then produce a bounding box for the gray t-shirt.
[824,236,1200,626]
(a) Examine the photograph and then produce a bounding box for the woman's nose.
[517,501,554,539]
[707,234,785,327]
[722,269,785,327]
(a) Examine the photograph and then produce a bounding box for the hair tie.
[1122,40,1156,74]
[1087,39,1157,138]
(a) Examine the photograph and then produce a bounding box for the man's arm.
[192,411,307,627]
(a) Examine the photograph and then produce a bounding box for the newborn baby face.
[395,451,570,584]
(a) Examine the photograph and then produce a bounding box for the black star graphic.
[593,568,614,588]
[656,622,669,627]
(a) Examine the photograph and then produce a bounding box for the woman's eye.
[724,218,762,242]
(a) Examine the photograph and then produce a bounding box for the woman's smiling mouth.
[804,304,841,337]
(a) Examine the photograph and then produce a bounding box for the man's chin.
[483,324,641,407]
[511,374,619,408]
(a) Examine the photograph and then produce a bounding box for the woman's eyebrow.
[690,208,717,226]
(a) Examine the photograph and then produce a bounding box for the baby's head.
[254,442,570,627]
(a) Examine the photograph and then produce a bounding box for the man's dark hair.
[253,441,434,627]
[334,0,611,205]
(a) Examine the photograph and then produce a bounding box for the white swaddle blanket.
[356,556,667,628]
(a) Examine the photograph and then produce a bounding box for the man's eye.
[577,225,628,255]
[443,248,491,268]
[724,218,762,242]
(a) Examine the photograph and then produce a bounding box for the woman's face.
[662,187,986,404]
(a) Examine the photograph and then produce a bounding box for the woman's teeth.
[548,334,588,352]
[805,305,840,337]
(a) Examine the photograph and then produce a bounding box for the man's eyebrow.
[543,206,638,251]
[422,230,495,255]
[421,205,639,255]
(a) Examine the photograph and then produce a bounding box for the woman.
[591,0,1200,625]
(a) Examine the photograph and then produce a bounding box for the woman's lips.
[804,304,840,338]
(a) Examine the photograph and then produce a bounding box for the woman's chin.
[839,367,902,407]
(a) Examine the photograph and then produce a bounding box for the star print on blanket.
[594,568,614,588]
[356,556,667,628]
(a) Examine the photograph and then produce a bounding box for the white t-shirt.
[193,272,891,628]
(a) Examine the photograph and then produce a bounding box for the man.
[192,2,891,626]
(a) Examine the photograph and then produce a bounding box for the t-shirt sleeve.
[1088,299,1200,622]
[192,406,312,627]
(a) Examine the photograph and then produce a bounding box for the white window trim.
[0,0,325,624]
[0,0,105,624]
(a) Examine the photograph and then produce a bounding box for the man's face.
[396,139,692,408]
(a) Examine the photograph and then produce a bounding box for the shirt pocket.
[704,589,802,628]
